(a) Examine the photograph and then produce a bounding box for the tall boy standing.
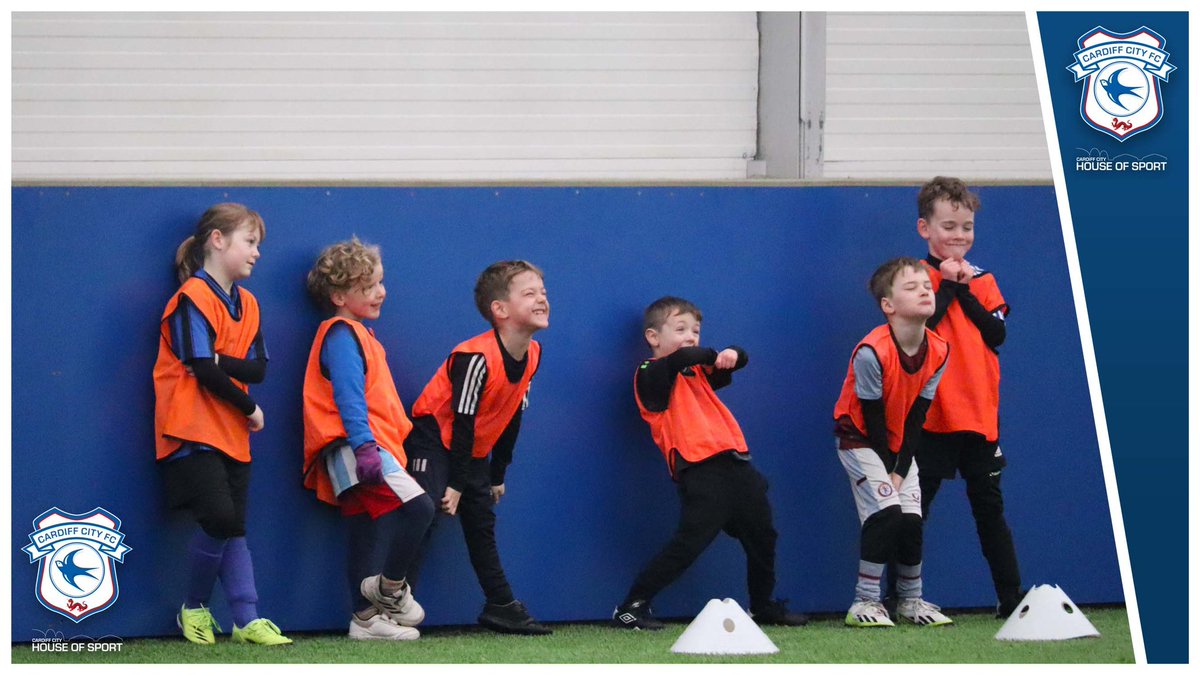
[834,258,952,627]
[405,260,551,635]
[915,176,1023,617]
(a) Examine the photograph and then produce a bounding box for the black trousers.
[162,450,250,539]
[626,454,778,613]
[345,494,436,613]
[916,432,1022,604]
[405,436,515,606]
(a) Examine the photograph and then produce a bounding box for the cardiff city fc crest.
[1068,26,1177,142]
[23,508,131,622]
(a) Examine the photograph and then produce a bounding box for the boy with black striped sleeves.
[404,260,551,636]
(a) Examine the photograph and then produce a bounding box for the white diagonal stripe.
[457,355,486,415]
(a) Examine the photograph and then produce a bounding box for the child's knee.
[965,474,1006,518]
[740,519,778,549]
[198,507,244,539]
[896,513,924,564]
[860,505,902,562]
[459,501,497,534]
[405,492,435,526]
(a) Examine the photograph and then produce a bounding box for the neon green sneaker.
[177,604,221,645]
[232,618,293,645]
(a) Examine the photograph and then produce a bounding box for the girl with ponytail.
[152,203,292,646]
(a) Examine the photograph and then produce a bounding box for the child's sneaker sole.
[349,616,420,641]
[844,611,895,627]
[231,618,293,645]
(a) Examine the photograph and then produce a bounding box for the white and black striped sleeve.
[455,352,487,415]
[447,352,487,492]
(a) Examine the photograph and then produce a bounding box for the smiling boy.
[611,296,807,630]
[302,237,435,641]
[915,176,1023,617]
[405,260,551,635]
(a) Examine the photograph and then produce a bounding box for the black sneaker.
[752,599,809,626]
[478,600,552,635]
[612,599,664,630]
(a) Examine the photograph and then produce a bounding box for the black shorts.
[918,431,1006,480]
[162,449,251,537]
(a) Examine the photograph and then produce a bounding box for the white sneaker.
[360,574,425,627]
[845,599,895,627]
[897,598,953,626]
[349,613,420,641]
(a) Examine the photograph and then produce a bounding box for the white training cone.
[995,584,1101,641]
[670,598,779,655]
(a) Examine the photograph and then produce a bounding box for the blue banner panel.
[1038,12,1188,664]
[11,185,1120,644]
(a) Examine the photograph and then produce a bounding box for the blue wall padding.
[11,185,1120,639]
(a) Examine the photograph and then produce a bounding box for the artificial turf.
[11,606,1134,664]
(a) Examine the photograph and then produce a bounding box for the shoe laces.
[905,598,942,614]
[857,599,888,614]
[243,618,283,637]
[183,605,222,633]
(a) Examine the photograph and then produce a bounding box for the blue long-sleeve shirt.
[319,321,374,449]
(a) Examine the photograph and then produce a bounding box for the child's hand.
[491,484,506,504]
[889,472,903,492]
[713,348,739,369]
[939,258,962,283]
[353,441,384,484]
[957,259,973,282]
[940,258,970,284]
[441,487,462,515]
[247,405,265,432]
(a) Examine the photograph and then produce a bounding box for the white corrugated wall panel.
[822,12,1050,181]
[12,12,758,182]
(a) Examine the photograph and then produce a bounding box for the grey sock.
[855,561,885,601]
[897,563,923,599]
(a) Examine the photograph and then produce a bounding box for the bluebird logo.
[23,508,131,622]
[1068,26,1177,141]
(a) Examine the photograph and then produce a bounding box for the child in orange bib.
[152,203,290,645]
[302,238,435,641]
[611,296,808,630]
[405,261,551,635]
[833,258,952,628]
[913,177,1023,617]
